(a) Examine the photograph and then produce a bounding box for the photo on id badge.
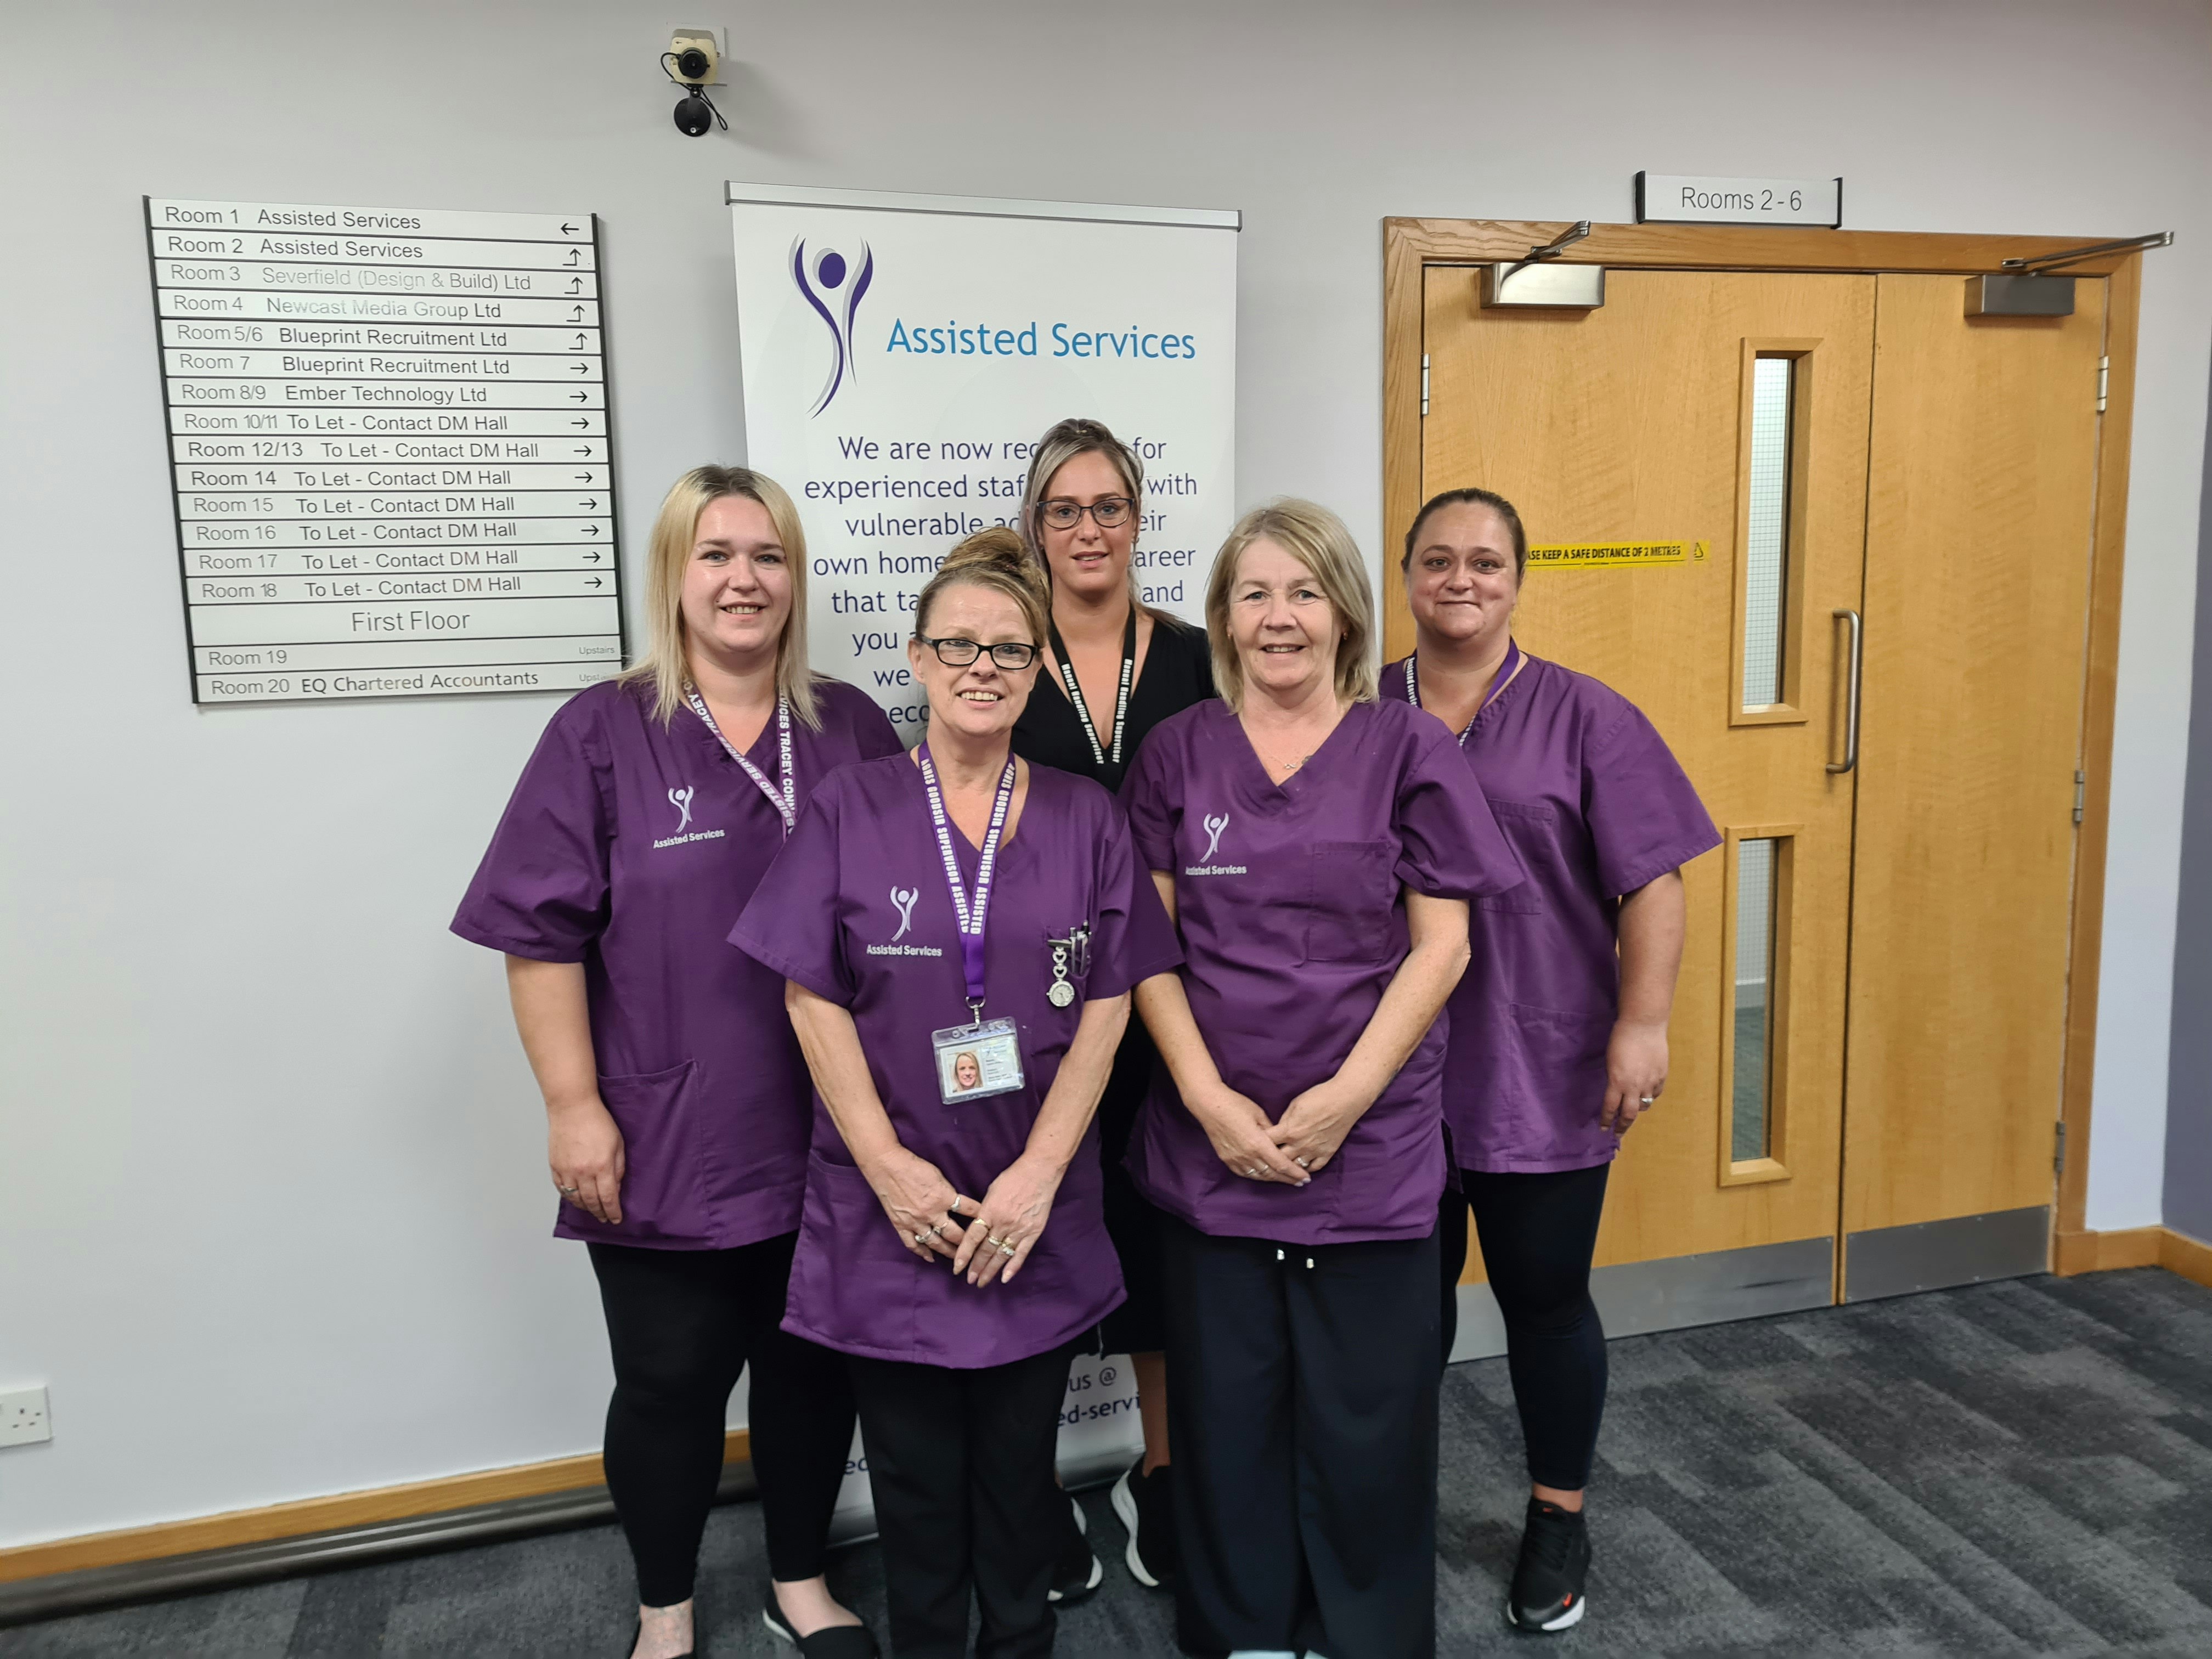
[933,1018,1024,1104]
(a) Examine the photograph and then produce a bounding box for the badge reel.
[934,1008,1024,1105]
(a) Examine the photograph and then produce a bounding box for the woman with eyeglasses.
[733,528,1180,1659]
[454,467,900,1659]
[1008,417,1215,1594]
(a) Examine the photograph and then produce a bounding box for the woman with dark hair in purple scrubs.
[1386,487,1718,1638]
[1124,500,1523,1659]
[455,468,898,1659]
[732,529,1181,1659]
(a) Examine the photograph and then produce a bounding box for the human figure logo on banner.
[791,238,875,415]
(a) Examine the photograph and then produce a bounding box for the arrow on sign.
[585,575,603,589]
[573,446,592,456]
[572,334,588,348]
[573,472,592,482]
[579,498,599,510]
[562,221,580,235]
[584,550,602,563]
[570,390,589,402]
[567,276,584,294]
[568,305,585,322]
[569,362,590,375]
[565,249,582,266]
[571,417,590,429]
[582,523,601,536]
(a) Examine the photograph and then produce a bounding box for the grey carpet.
[5,1268,2208,1657]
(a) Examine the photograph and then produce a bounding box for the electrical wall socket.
[0,1387,52,1447]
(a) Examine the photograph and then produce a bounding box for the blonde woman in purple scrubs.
[1386,487,1718,1636]
[733,530,1181,1659]
[457,467,900,1659]
[1123,500,1523,1659]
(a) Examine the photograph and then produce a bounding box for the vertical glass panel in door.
[1742,357,1796,708]
[1732,837,1780,1161]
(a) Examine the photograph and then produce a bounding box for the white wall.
[3,0,2206,1549]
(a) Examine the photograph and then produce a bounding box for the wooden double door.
[1408,257,2111,1323]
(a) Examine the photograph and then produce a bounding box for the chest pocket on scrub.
[1302,840,1400,964]
[1480,799,1555,915]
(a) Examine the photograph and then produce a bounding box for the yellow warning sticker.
[1527,539,1711,569]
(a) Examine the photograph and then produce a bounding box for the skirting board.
[2055,1223,2212,1288]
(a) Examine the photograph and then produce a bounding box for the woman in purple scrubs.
[1009,417,1215,1593]
[1385,487,1718,1637]
[454,467,899,1659]
[732,529,1181,1659]
[1124,500,1523,1659]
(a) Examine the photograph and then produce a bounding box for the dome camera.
[673,93,715,137]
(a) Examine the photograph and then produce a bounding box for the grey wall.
[2166,361,2212,1246]
[3,0,2209,1548]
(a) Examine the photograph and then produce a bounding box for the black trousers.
[1436,1162,1611,1491]
[588,1233,855,1607]
[848,1342,1077,1659]
[1161,1216,1440,1659]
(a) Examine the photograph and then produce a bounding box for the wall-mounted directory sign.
[1635,173,1842,228]
[144,198,624,703]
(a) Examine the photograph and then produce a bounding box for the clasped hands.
[1193,1077,1370,1186]
[864,1144,1060,1286]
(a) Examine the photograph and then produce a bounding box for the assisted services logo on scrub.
[652,786,726,850]
[867,884,941,957]
[791,238,873,416]
[1184,811,1245,876]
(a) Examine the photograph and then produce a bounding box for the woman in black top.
[1010,417,1213,1594]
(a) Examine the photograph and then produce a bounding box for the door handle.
[1828,608,1863,775]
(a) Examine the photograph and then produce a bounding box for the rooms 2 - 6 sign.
[727,182,1239,730]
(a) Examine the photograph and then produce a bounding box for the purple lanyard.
[1406,639,1521,746]
[684,684,795,835]
[916,742,1017,1016]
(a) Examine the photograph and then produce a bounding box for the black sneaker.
[1048,1494,1103,1605]
[1504,1499,1589,1633]
[1109,1457,1177,1590]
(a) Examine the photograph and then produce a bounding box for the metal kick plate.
[1844,1205,2050,1302]
[1449,1233,1834,1362]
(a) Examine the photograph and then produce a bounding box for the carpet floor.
[4,1267,2208,1657]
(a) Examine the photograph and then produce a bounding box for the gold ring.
[999,1242,1017,1256]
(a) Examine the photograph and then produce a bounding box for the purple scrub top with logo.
[1120,698,1523,1246]
[452,676,902,1249]
[1381,652,1721,1173]
[731,755,1183,1369]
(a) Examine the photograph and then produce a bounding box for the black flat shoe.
[762,1581,882,1657]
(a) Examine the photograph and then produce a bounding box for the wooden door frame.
[1381,218,2142,1254]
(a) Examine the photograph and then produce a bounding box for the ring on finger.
[987,1234,1006,1249]
[556,1184,579,1195]
[1640,1095,1656,1104]
[1294,1156,1311,1168]
[998,1242,1016,1256]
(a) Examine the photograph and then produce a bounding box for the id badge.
[933,1017,1025,1103]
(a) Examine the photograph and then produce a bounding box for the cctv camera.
[673,93,714,137]
[668,30,720,85]
[674,46,713,82]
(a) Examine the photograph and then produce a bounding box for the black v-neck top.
[1012,611,1216,795]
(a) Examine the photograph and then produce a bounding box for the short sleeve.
[1119,721,1182,872]
[1393,719,1526,900]
[729,783,856,1006]
[1585,703,1722,898]
[450,699,613,962]
[1083,794,1184,1001]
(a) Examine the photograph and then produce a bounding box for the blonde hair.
[913,527,1051,651]
[1203,499,1378,711]
[619,466,820,728]
[1018,416,1148,613]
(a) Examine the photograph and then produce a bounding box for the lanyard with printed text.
[1047,604,1137,768]
[916,742,1017,1019]
[1406,638,1521,746]
[684,684,795,836]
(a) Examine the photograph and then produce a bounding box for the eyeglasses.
[1036,497,1133,531]
[916,635,1040,671]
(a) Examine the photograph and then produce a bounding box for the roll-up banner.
[727,182,1239,737]
[727,181,1237,1519]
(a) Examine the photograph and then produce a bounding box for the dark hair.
[1402,487,1528,582]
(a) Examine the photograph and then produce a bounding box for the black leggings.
[588,1233,855,1607]
[1437,1163,1610,1491]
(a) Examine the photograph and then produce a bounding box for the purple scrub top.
[1121,698,1523,1245]
[731,755,1183,1368]
[452,676,902,1249]
[1381,652,1720,1173]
